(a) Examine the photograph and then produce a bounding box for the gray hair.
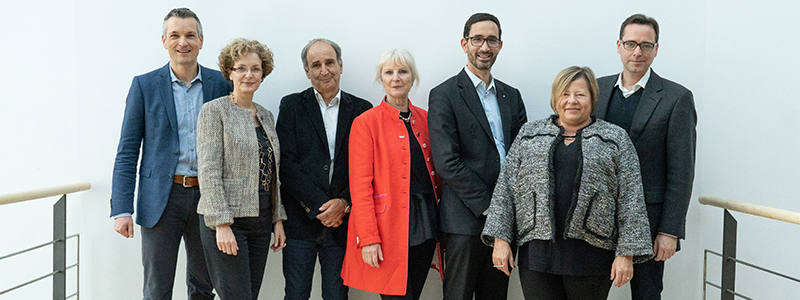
[301,38,342,70]
[162,8,203,37]
[375,49,420,87]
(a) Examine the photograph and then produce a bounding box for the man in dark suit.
[428,13,527,300]
[276,38,372,300]
[110,8,232,300]
[595,14,697,300]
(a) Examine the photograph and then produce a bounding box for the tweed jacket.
[481,116,653,261]
[197,96,287,229]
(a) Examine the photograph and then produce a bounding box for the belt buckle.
[182,176,190,188]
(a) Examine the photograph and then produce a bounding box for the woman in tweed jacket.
[482,66,652,299]
[196,39,286,300]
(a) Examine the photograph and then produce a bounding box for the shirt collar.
[615,68,651,96]
[169,65,203,85]
[314,88,341,108]
[464,66,495,92]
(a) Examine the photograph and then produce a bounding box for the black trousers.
[442,233,510,300]
[380,239,437,300]
[630,258,665,300]
[199,216,273,300]
[519,268,612,300]
[140,184,214,300]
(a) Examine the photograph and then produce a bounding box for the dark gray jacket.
[481,117,653,262]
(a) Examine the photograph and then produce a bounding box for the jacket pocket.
[373,193,388,214]
[222,178,244,208]
[139,168,151,178]
[583,193,616,239]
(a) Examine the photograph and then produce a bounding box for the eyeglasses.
[231,66,262,75]
[466,36,501,48]
[621,40,656,52]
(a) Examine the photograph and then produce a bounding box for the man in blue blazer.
[110,8,232,300]
[595,14,697,300]
[276,39,372,300]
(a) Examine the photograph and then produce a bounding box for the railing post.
[53,195,66,300]
[721,209,737,300]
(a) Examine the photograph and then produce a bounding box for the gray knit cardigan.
[481,116,653,262]
[197,96,287,229]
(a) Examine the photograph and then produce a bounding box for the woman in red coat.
[341,49,440,299]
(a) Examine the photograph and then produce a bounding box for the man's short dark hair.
[463,13,502,40]
[163,8,203,37]
[301,38,343,70]
[620,13,659,43]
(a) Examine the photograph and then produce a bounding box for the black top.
[400,111,438,247]
[256,127,274,219]
[603,87,643,132]
[518,129,615,276]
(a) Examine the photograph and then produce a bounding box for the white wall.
[1,0,799,299]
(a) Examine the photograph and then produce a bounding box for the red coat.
[341,99,440,295]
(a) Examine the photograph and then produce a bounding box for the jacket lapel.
[594,74,617,119]
[495,83,513,149]
[158,63,179,140]
[301,88,330,150]
[457,70,494,141]
[333,91,353,164]
[629,70,663,141]
[199,65,217,103]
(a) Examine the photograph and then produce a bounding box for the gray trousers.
[140,183,215,300]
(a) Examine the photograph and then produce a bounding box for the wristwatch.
[340,198,351,213]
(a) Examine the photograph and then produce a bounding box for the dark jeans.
[519,268,612,300]
[630,258,665,300]
[140,183,214,300]
[282,229,348,300]
[442,233,510,300]
[199,216,273,300]
[380,239,437,300]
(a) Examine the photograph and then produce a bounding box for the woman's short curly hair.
[218,38,274,80]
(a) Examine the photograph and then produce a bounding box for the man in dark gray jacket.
[428,13,527,300]
[595,13,697,300]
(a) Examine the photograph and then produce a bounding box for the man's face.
[162,17,203,67]
[305,42,342,95]
[462,20,503,72]
[617,24,658,77]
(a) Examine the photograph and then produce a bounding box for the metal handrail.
[699,195,800,225]
[0,182,91,206]
[701,196,800,300]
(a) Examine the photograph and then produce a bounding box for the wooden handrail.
[0,182,91,206]
[699,196,800,225]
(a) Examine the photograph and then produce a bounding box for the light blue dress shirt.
[464,67,506,166]
[169,67,204,177]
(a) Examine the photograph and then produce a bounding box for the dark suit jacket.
[596,70,697,242]
[428,69,527,235]
[276,88,372,245]
[111,63,232,228]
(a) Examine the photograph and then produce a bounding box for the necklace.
[230,93,254,110]
[398,110,412,123]
[562,135,577,139]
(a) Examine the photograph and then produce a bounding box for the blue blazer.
[111,63,232,228]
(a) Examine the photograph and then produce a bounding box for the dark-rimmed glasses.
[621,40,656,52]
[466,36,501,48]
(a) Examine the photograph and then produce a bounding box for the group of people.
[111,7,696,300]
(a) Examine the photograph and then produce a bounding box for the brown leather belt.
[174,175,199,187]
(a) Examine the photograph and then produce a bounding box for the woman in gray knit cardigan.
[196,38,287,300]
[481,66,653,299]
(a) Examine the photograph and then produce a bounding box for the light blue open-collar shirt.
[464,66,506,166]
[169,66,204,177]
